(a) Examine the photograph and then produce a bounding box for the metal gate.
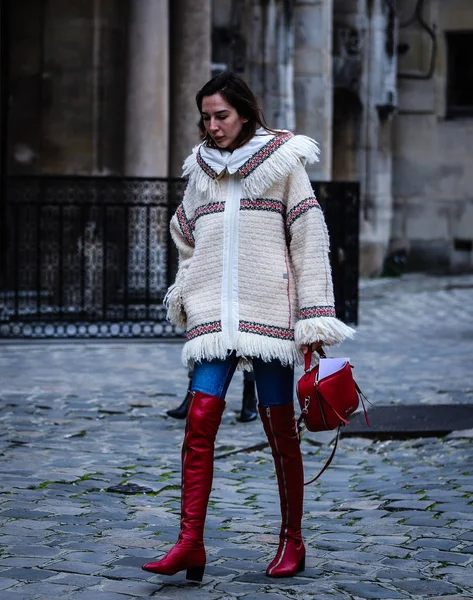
[0,176,358,338]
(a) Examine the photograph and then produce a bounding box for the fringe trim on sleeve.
[294,316,356,347]
[163,283,187,329]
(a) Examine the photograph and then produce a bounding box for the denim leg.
[253,358,294,407]
[191,352,240,400]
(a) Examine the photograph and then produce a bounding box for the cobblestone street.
[1,274,473,600]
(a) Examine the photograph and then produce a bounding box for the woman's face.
[201,93,248,151]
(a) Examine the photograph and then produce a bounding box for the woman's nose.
[208,119,219,132]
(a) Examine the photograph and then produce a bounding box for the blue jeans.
[191,352,294,407]
[188,368,254,382]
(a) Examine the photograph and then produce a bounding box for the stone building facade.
[2,0,472,275]
[392,0,473,273]
[2,0,208,179]
[212,0,473,275]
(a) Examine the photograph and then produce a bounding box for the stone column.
[358,0,397,276]
[169,0,211,176]
[244,0,295,131]
[294,0,333,179]
[124,0,169,177]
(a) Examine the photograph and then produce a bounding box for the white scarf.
[183,129,320,199]
[198,128,280,176]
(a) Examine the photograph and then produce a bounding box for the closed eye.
[202,112,229,121]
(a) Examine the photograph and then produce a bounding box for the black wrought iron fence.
[0,176,358,338]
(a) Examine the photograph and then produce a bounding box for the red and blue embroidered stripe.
[300,305,336,319]
[196,148,219,179]
[240,198,286,216]
[286,197,321,229]
[239,320,294,340]
[187,320,222,341]
[192,202,225,225]
[239,133,294,178]
[176,204,195,248]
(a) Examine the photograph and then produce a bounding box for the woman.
[142,72,355,581]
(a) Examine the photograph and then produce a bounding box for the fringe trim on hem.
[181,331,301,371]
[294,316,356,348]
[163,283,187,329]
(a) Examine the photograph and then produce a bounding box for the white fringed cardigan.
[165,129,355,369]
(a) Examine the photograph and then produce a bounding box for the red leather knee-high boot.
[259,402,305,577]
[142,391,225,581]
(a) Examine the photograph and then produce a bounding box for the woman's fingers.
[302,342,323,354]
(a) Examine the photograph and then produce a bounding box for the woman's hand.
[301,341,324,355]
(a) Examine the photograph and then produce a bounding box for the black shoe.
[167,380,192,419]
[239,379,258,422]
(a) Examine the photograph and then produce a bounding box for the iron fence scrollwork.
[0,176,358,338]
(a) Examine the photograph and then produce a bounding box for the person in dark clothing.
[167,369,258,422]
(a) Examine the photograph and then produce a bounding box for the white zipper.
[222,174,241,348]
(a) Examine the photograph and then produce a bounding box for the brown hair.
[196,72,280,149]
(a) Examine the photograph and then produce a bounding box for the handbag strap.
[316,387,350,425]
[303,426,341,486]
[298,387,347,486]
[299,348,371,485]
[303,346,326,372]
[354,376,371,427]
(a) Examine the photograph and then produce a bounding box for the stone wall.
[244,0,296,132]
[333,0,397,276]
[391,0,473,271]
[294,0,333,180]
[7,0,128,175]
[169,0,211,177]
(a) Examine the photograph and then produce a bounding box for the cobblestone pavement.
[0,273,472,600]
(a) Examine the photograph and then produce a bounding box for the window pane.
[447,32,473,117]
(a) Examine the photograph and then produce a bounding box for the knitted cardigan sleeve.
[163,190,195,329]
[286,161,356,346]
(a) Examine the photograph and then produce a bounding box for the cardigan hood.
[182,129,320,199]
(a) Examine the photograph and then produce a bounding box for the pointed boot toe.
[266,546,305,577]
[141,543,206,578]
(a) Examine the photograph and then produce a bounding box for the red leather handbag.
[297,348,370,484]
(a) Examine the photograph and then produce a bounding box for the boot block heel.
[297,555,305,572]
[186,565,205,582]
